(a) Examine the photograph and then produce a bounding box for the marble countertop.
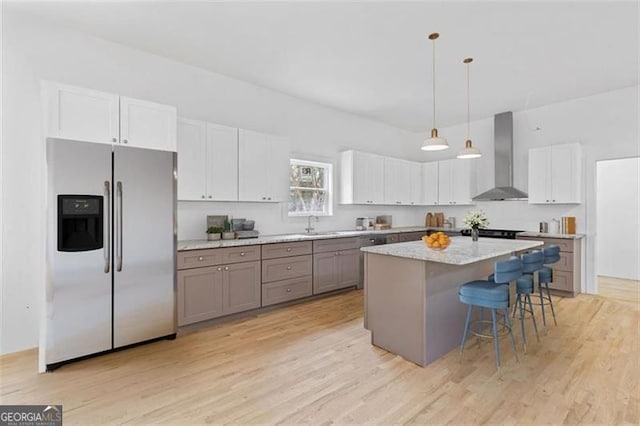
[178,226,464,251]
[518,231,585,240]
[360,236,544,265]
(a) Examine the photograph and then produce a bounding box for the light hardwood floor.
[1,290,638,424]
[599,275,640,309]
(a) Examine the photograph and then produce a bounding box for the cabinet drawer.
[517,236,574,253]
[177,249,223,270]
[385,234,400,243]
[548,269,573,292]
[222,245,261,264]
[399,232,425,242]
[262,255,312,283]
[313,237,360,253]
[262,276,313,307]
[262,241,312,259]
[554,252,574,272]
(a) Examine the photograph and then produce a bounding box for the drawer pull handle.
[286,266,292,270]
[240,252,246,256]
[224,266,229,271]
[286,288,292,292]
[217,267,222,271]
[286,247,292,252]
[198,256,204,261]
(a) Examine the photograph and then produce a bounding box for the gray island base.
[362,237,543,367]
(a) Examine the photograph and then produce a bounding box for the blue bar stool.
[513,251,542,352]
[459,257,521,374]
[538,245,560,327]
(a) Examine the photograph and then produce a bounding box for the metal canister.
[539,222,548,233]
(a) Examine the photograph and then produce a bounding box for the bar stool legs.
[513,293,540,352]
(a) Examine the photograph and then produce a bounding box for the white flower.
[463,210,489,229]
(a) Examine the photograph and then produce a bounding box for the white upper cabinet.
[340,150,385,205]
[528,143,582,204]
[177,119,238,201]
[421,162,439,205]
[44,81,119,145]
[437,159,474,205]
[177,118,207,200]
[408,162,423,205]
[384,158,411,205]
[238,129,289,202]
[120,97,177,151]
[43,81,177,152]
[206,123,239,201]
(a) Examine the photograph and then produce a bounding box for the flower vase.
[471,227,479,242]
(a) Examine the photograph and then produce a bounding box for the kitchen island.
[361,236,543,367]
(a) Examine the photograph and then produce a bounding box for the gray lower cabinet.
[177,247,261,326]
[312,248,360,294]
[224,260,261,315]
[262,275,313,307]
[177,266,224,326]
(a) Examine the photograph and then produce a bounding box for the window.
[288,159,333,216]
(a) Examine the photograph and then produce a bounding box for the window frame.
[287,158,334,217]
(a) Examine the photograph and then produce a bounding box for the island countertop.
[361,236,543,265]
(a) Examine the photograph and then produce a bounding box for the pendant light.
[421,33,449,151]
[457,57,482,159]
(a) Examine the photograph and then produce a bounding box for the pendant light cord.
[466,60,470,140]
[432,38,437,128]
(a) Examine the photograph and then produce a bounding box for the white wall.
[1,11,434,354]
[596,158,640,280]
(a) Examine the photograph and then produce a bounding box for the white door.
[266,135,290,202]
[43,81,119,145]
[367,153,385,204]
[206,123,238,201]
[528,147,551,203]
[422,162,439,205]
[238,129,270,201]
[409,162,423,205]
[437,159,454,204]
[120,96,177,152]
[177,118,207,200]
[384,157,410,205]
[451,160,473,205]
[551,144,579,203]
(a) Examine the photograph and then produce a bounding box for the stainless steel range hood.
[472,112,528,201]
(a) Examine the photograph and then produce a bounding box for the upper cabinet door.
[266,134,290,202]
[43,81,119,145]
[408,162,423,205]
[551,144,581,203]
[528,147,551,203]
[177,118,207,201]
[422,162,439,205]
[120,96,177,152]
[437,159,454,204]
[206,123,238,201]
[238,129,270,201]
[451,160,473,204]
[384,158,410,205]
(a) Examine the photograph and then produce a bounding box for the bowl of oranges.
[423,232,451,250]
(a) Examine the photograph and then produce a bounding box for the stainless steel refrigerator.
[43,139,176,371]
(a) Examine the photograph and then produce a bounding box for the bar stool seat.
[459,257,521,375]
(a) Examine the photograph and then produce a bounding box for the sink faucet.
[305,215,319,234]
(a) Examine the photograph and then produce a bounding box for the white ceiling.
[5,1,639,132]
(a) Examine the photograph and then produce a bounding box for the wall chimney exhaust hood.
[472,112,528,201]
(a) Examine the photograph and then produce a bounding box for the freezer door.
[45,140,113,365]
[113,145,176,348]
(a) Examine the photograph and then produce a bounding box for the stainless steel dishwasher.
[358,234,387,289]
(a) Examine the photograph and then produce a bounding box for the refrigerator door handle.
[104,180,111,274]
[116,181,123,272]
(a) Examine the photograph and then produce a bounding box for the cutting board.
[425,212,433,227]
[435,212,445,227]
